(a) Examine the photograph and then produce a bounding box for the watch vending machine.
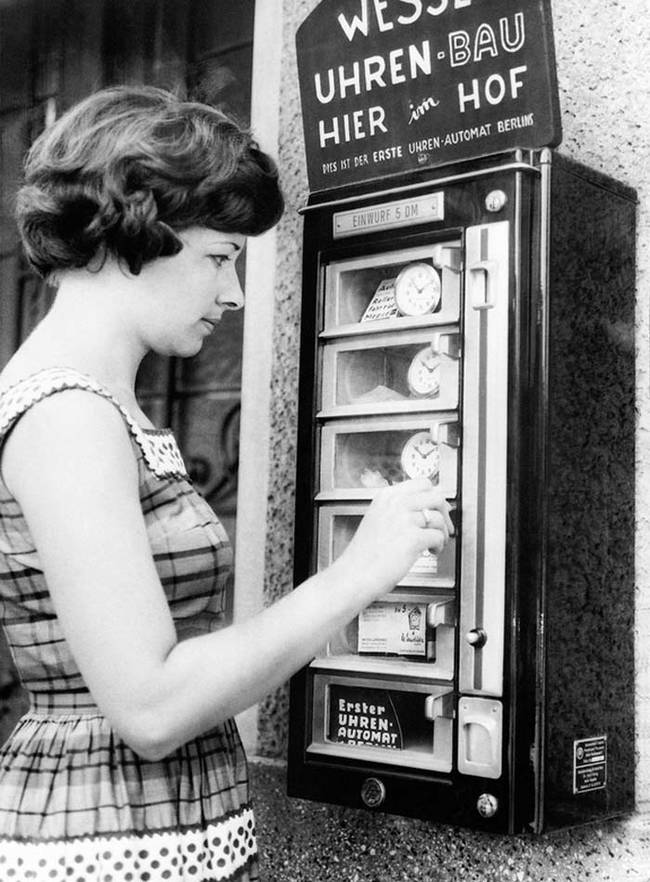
[287,149,636,833]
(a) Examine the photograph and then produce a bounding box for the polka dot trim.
[0,368,187,480]
[0,808,256,881]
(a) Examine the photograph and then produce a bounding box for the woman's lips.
[200,318,219,333]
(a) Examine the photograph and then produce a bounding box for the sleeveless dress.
[0,367,258,881]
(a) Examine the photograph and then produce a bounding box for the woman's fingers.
[417,507,450,543]
[404,486,454,537]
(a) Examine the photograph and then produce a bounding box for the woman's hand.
[333,478,454,603]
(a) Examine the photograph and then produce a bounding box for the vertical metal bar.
[533,147,553,834]
[473,227,490,691]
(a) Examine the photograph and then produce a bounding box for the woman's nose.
[217,265,245,311]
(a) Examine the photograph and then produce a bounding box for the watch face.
[394,262,441,316]
[407,347,441,398]
[400,431,440,481]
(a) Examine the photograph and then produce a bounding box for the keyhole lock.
[360,777,386,809]
[477,793,499,818]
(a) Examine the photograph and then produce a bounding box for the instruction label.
[573,735,607,794]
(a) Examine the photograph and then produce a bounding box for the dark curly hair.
[15,85,284,277]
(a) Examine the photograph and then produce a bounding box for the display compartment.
[318,414,459,500]
[317,503,457,589]
[319,328,461,418]
[307,674,454,772]
[321,592,455,681]
[322,241,461,337]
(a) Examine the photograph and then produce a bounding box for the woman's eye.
[210,255,228,269]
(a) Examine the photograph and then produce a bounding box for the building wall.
[248,0,650,878]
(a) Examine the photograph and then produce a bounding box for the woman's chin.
[153,339,204,359]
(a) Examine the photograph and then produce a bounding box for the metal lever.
[432,421,460,448]
[431,332,462,359]
[432,244,462,272]
[469,259,499,310]
[424,692,454,722]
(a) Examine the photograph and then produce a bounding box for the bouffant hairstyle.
[15,85,284,277]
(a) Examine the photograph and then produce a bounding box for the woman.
[0,86,452,881]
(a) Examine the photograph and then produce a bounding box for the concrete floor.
[251,762,650,882]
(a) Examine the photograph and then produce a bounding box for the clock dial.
[394,262,441,317]
[400,431,440,481]
[407,346,441,398]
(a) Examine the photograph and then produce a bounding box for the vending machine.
[287,0,636,833]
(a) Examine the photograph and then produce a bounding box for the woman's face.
[135,226,246,357]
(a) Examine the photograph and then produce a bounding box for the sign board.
[296,0,562,193]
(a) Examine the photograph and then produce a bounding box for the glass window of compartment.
[308,675,453,772]
[318,416,459,500]
[319,328,461,417]
[322,240,461,334]
[317,504,457,589]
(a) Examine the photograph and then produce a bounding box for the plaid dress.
[0,368,258,881]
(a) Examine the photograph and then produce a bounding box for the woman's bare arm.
[2,391,452,760]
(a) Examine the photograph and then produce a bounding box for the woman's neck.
[28,264,146,378]
[2,266,154,423]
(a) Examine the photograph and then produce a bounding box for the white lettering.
[338,0,472,39]
[409,40,432,77]
[408,135,442,153]
[318,106,386,147]
[338,0,370,40]
[485,73,506,105]
[474,24,499,62]
[397,0,422,25]
[364,55,387,91]
[315,42,430,102]
[314,69,335,105]
[497,112,534,132]
[458,78,480,111]
[388,48,406,83]
[457,66,528,111]
[500,13,525,53]
[352,108,365,138]
[449,16,525,67]
[368,105,388,135]
[319,117,339,146]
[449,30,471,67]
[509,64,527,98]
[338,62,362,98]
[372,0,394,32]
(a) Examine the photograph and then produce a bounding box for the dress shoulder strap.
[0,366,187,479]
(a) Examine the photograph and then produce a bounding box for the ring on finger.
[421,508,435,528]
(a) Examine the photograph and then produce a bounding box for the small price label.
[360,278,399,322]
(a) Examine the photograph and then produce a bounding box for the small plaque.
[334,193,445,239]
[573,735,607,794]
[358,601,427,656]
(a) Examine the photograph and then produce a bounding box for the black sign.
[296,0,562,192]
[328,684,404,749]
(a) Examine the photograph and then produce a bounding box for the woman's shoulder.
[0,366,120,434]
[0,366,187,480]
